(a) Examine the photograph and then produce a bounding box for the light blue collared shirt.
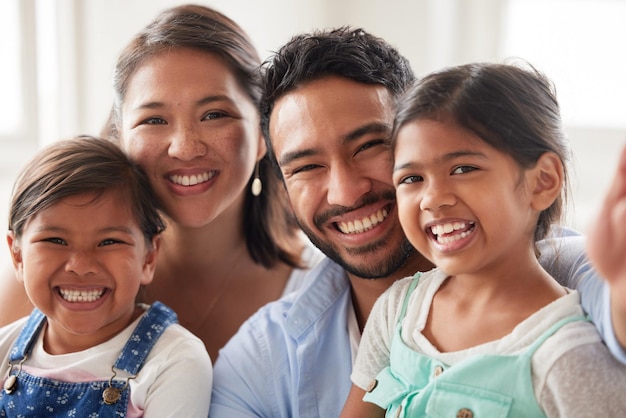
[537,228,626,363]
[210,257,354,418]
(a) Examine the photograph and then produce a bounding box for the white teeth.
[59,288,105,303]
[436,230,472,244]
[337,209,388,234]
[169,172,213,186]
[430,222,475,244]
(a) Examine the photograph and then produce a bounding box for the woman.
[0,4,321,361]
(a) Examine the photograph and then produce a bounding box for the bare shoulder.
[0,266,32,326]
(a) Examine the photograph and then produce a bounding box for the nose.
[168,123,207,161]
[65,250,99,276]
[419,178,456,211]
[326,163,372,207]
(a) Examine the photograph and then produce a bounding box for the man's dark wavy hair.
[260,26,416,173]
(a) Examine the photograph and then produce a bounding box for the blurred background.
[0,0,625,267]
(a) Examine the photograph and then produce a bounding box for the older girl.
[341,62,626,417]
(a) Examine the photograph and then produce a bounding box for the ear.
[140,234,161,286]
[529,151,563,211]
[6,231,25,284]
[256,133,267,162]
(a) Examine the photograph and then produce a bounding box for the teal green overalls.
[364,275,586,417]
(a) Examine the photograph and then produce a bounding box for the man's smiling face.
[269,76,414,279]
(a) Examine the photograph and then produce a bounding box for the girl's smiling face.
[8,189,158,354]
[393,119,539,277]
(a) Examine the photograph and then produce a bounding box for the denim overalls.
[364,275,587,418]
[0,302,176,417]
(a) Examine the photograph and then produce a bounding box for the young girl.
[0,137,212,416]
[341,63,626,417]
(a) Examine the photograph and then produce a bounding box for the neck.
[445,251,563,307]
[156,218,249,283]
[349,252,434,331]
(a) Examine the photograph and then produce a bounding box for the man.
[210,27,621,417]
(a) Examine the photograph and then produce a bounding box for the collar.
[285,257,350,339]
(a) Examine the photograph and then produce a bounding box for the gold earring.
[251,162,262,197]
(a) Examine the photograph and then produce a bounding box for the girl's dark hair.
[394,62,570,242]
[9,136,165,244]
[110,4,301,268]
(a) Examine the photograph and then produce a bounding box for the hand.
[587,143,626,348]
[587,144,626,291]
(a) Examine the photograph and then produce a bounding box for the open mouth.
[169,171,216,186]
[336,207,389,234]
[58,288,106,303]
[430,221,476,244]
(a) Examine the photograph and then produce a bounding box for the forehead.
[123,48,243,105]
[269,76,395,161]
[23,189,139,231]
[397,119,467,151]
[47,189,132,214]
[394,119,507,171]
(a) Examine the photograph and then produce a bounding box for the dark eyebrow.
[278,122,392,167]
[278,148,316,167]
[197,95,232,107]
[32,224,136,236]
[343,122,391,143]
[394,150,486,173]
[134,95,232,111]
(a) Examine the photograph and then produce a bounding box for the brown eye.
[399,175,423,185]
[202,111,227,121]
[143,117,167,125]
[452,165,477,175]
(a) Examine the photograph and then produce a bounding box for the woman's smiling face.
[119,48,265,227]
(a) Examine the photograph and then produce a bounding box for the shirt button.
[366,379,378,392]
[433,365,444,377]
[457,408,473,418]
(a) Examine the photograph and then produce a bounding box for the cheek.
[215,124,259,165]
[397,192,424,245]
[285,181,317,223]
[120,134,158,166]
[20,249,51,281]
[119,131,139,155]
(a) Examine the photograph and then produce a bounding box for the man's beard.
[297,221,415,279]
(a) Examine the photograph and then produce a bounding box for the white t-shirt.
[0,305,212,417]
[352,269,626,417]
